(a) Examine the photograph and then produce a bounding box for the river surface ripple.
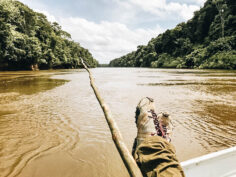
[0,68,236,177]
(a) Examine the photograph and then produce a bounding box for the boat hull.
[181,146,236,177]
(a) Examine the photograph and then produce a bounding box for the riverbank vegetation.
[109,0,236,69]
[0,0,98,70]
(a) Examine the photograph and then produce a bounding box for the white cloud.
[195,0,206,5]
[127,0,200,21]
[167,2,200,20]
[59,17,163,63]
[35,9,57,22]
[17,0,203,63]
[23,8,163,63]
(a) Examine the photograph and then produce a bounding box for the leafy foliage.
[0,0,98,70]
[109,0,236,69]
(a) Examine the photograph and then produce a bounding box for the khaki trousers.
[133,136,185,177]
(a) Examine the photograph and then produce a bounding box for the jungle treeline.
[0,0,98,70]
[109,0,236,69]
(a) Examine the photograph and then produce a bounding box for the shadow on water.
[0,72,69,117]
[0,77,68,95]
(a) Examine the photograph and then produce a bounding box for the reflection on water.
[0,77,68,95]
[0,68,236,177]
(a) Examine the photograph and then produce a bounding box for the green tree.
[109,0,236,70]
[0,0,98,70]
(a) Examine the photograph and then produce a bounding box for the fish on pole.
[80,58,143,177]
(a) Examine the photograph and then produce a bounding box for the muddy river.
[0,68,236,177]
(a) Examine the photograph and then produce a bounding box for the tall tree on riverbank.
[109,0,236,69]
[213,0,227,38]
[0,0,98,70]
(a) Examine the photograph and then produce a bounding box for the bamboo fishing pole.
[80,58,143,177]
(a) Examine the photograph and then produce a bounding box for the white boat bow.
[181,146,236,177]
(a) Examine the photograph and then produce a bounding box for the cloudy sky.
[19,0,205,63]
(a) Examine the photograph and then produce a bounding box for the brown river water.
[0,68,236,177]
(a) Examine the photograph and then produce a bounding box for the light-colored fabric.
[134,136,185,177]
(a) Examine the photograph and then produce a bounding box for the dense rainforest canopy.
[0,0,98,70]
[109,0,236,69]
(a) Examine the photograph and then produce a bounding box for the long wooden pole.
[81,58,143,177]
